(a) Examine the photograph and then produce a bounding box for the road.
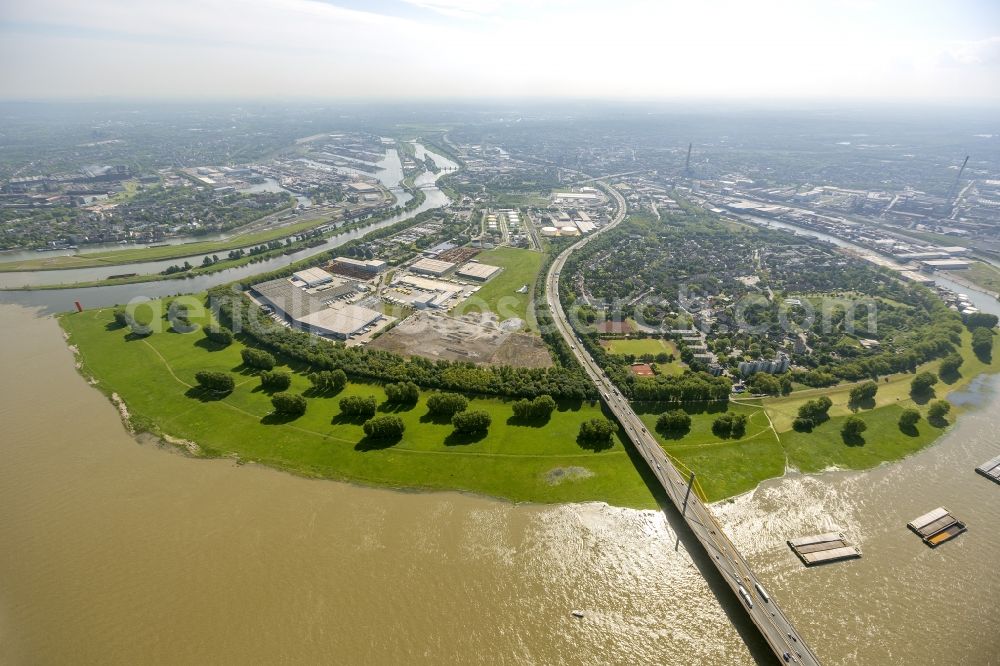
[544,181,821,665]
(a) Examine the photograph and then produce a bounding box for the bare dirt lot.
[369,311,552,368]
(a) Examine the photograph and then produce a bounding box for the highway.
[544,181,821,665]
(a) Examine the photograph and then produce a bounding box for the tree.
[241,348,275,371]
[849,381,878,405]
[194,370,234,393]
[841,415,867,438]
[259,370,291,391]
[747,373,782,395]
[793,416,815,432]
[113,308,130,327]
[309,369,348,393]
[656,409,691,433]
[384,381,419,403]
[972,327,993,359]
[899,407,921,429]
[363,415,405,439]
[578,417,616,443]
[426,392,468,417]
[339,395,377,418]
[938,353,963,378]
[271,392,307,416]
[965,312,998,331]
[712,413,748,439]
[928,399,951,423]
[203,326,233,346]
[910,371,938,395]
[798,396,833,423]
[512,394,557,420]
[452,410,491,434]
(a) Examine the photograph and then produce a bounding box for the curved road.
[544,182,820,665]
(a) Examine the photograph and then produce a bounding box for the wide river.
[0,186,998,664]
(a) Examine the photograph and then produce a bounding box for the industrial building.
[410,257,456,276]
[297,304,384,339]
[456,261,502,281]
[292,267,334,287]
[330,256,387,275]
[250,277,383,340]
[920,259,971,271]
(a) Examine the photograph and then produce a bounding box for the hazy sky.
[1,0,998,101]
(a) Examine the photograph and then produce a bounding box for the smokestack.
[74,301,83,312]
[685,143,692,172]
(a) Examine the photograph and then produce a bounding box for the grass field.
[628,328,999,501]
[601,337,679,357]
[950,261,1000,295]
[61,300,660,509]
[0,213,322,272]
[61,295,1000,507]
[452,246,544,329]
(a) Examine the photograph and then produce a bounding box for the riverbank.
[61,289,999,508]
[640,329,999,501]
[0,304,753,666]
[61,300,660,509]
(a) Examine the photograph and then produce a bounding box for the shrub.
[194,370,234,393]
[259,370,291,391]
[363,415,405,439]
[452,410,492,434]
[203,326,234,346]
[578,417,616,442]
[271,392,307,416]
[339,395,377,418]
[656,409,691,433]
[241,348,275,371]
[426,392,468,416]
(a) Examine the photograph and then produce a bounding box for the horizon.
[1,0,998,102]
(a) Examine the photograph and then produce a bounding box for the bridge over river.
[545,181,821,666]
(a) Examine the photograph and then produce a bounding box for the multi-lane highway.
[544,182,821,665]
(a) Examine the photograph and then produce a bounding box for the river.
[0,144,414,287]
[1,170,997,663]
[1,303,997,664]
[0,145,456,309]
[0,304,754,665]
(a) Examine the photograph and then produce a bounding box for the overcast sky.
[1,0,998,102]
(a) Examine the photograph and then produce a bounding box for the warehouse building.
[292,267,334,288]
[250,277,383,340]
[297,303,384,339]
[410,257,456,276]
[456,261,502,281]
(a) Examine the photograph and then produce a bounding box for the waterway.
[1,303,997,664]
[0,145,456,308]
[743,215,1000,317]
[0,305,753,665]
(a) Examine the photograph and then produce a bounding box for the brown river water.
[0,304,997,665]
